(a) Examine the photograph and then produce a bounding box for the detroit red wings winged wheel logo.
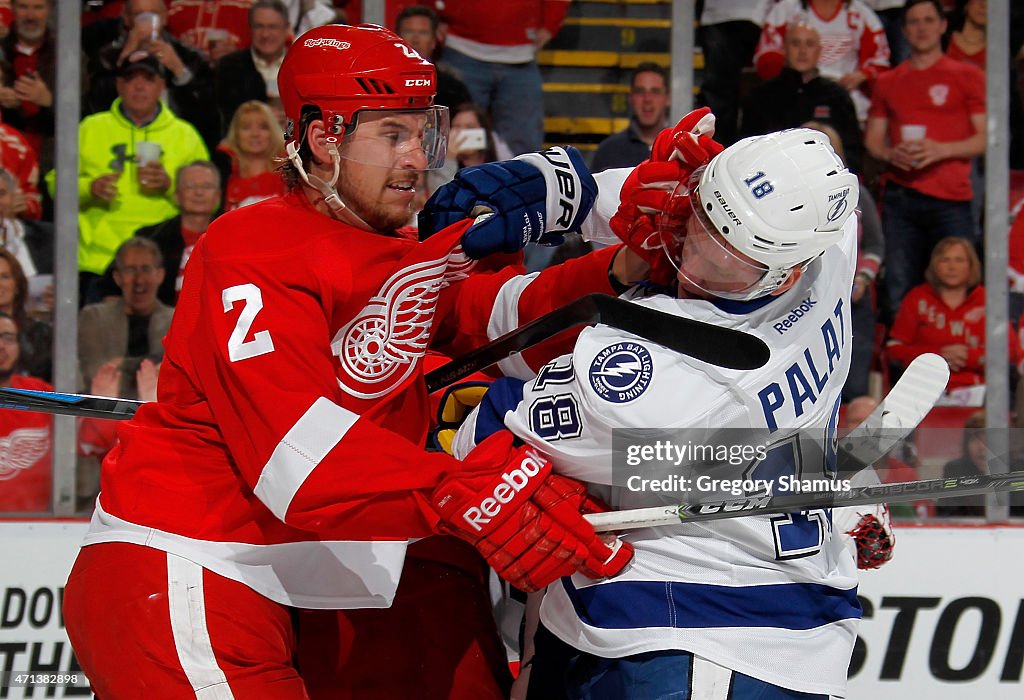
[332,249,474,399]
[0,426,50,480]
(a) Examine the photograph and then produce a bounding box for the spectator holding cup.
[49,48,208,303]
[864,0,986,317]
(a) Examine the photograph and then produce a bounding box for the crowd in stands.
[0,0,1022,517]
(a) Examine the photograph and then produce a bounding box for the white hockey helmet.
[676,128,858,300]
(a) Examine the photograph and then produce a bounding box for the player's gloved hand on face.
[419,146,597,259]
[608,108,725,286]
[431,431,634,592]
[836,504,895,570]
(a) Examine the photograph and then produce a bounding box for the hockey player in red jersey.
[62,24,637,699]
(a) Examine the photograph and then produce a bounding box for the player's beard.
[334,164,414,233]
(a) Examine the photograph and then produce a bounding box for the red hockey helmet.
[279,24,438,141]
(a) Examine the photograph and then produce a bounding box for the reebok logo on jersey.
[461,450,547,531]
[772,296,816,335]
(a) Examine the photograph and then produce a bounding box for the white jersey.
[454,217,860,696]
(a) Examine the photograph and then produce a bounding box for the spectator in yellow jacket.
[47,49,207,303]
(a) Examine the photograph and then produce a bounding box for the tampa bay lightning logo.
[588,343,653,403]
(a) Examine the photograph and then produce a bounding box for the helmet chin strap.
[285,139,375,231]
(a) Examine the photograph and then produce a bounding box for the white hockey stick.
[585,353,951,532]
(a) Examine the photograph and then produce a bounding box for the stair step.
[538,49,702,70]
[544,116,631,137]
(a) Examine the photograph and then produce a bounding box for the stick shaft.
[586,470,1024,532]
[587,353,951,532]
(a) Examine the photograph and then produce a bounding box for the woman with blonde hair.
[214,100,287,211]
[887,236,1019,391]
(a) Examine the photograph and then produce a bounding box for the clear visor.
[335,106,449,171]
[656,175,773,300]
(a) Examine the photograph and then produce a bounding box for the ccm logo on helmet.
[405,78,433,87]
[304,38,351,49]
[461,450,547,531]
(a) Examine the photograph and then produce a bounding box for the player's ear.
[770,267,802,296]
[305,119,330,165]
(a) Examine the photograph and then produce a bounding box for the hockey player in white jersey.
[452,127,876,699]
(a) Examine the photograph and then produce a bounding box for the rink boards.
[0,521,1021,699]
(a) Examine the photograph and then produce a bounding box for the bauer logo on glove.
[419,145,597,259]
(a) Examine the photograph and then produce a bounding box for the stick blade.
[838,352,949,472]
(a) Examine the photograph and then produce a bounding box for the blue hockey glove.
[419,146,597,259]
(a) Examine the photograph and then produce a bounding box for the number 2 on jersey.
[223,283,275,362]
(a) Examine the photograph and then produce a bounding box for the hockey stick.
[586,353,951,532]
[425,293,770,391]
[0,387,144,420]
[587,468,1024,533]
[0,294,770,420]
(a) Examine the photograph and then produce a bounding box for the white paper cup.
[135,141,162,166]
[900,124,927,142]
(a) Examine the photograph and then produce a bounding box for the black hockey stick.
[587,353,952,531]
[0,295,770,421]
[588,468,1024,532]
[425,293,770,391]
[0,387,144,420]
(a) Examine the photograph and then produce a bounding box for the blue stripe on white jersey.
[561,577,861,631]
[482,216,866,696]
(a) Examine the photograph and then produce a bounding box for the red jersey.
[85,191,621,609]
[0,375,52,512]
[167,0,253,54]
[217,145,288,211]
[755,0,890,83]
[946,39,985,71]
[442,0,569,62]
[887,283,1019,390]
[869,55,985,202]
[0,122,41,220]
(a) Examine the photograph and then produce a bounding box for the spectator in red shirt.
[0,1,10,40]
[754,0,891,121]
[0,0,63,175]
[0,309,50,512]
[213,99,285,212]
[439,0,569,155]
[0,73,40,221]
[887,237,1020,392]
[947,0,986,70]
[166,0,253,64]
[865,0,986,318]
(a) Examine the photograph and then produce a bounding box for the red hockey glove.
[608,108,725,286]
[431,432,633,591]
[837,504,895,570]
